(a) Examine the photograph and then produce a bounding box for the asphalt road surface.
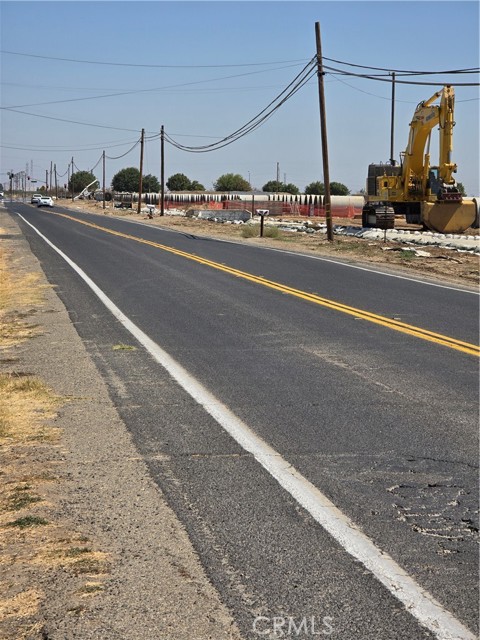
[7,202,479,640]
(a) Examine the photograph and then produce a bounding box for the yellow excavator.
[362,85,477,233]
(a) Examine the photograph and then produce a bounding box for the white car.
[37,196,54,207]
[31,193,42,204]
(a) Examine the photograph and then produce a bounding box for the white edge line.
[17,212,476,640]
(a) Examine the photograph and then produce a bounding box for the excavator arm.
[437,85,457,186]
[401,85,459,201]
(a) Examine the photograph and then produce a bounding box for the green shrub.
[241,225,259,238]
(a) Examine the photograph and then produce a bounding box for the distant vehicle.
[31,193,42,204]
[37,196,54,207]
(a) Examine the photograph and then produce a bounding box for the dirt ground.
[59,199,479,287]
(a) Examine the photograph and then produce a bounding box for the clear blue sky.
[1,1,479,194]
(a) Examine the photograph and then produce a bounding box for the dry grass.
[0,588,42,621]
[0,245,49,349]
[0,235,109,638]
[0,373,60,441]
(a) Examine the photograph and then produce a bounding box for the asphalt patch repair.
[0,208,241,639]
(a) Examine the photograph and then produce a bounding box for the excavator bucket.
[421,200,477,233]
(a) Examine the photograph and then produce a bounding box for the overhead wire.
[2,63,306,110]
[106,138,141,160]
[324,64,479,87]
[0,50,310,68]
[3,50,478,168]
[323,56,479,76]
[3,49,477,75]
[165,57,317,153]
[1,107,142,132]
[0,138,140,152]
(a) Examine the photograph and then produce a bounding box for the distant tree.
[285,183,300,195]
[330,182,350,196]
[304,181,350,195]
[190,180,205,191]
[456,182,467,196]
[262,180,299,195]
[214,173,251,192]
[112,167,140,192]
[263,180,285,192]
[69,171,97,194]
[142,174,160,193]
[304,181,324,195]
[166,173,192,191]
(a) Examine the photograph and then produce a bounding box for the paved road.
[8,202,479,639]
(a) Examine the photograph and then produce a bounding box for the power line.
[0,49,310,69]
[0,138,139,152]
[324,65,480,87]
[4,48,477,76]
[165,58,317,153]
[2,63,306,110]
[330,73,480,103]
[2,107,142,132]
[323,56,479,76]
[105,139,141,160]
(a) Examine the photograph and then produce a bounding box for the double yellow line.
[46,210,479,357]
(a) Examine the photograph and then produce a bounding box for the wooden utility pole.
[71,157,75,201]
[315,22,333,241]
[102,150,106,210]
[45,169,49,194]
[160,125,165,216]
[137,128,145,215]
[54,164,58,199]
[390,72,396,166]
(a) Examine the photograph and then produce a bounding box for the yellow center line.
[45,210,479,357]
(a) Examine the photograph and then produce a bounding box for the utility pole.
[45,169,49,194]
[49,161,53,192]
[102,150,106,210]
[137,128,145,215]
[315,21,333,241]
[54,164,58,200]
[71,157,75,201]
[390,72,396,166]
[160,125,165,216]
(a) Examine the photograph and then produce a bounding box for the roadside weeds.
[0,238,110,640]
